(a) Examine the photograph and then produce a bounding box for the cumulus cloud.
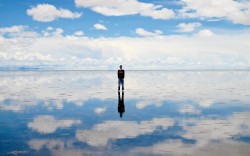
[179,0,250,25]
[179,105,201,114]
[1,70,250,114]
[177,22,201,32]
[46,26,54,31]
[27,112,250,155]
[131,139,250,156]
[93,23,107,30]
[27,4,82,22]
[42,27,64,37]
[0,25,26,34]
[136,100,163,109]
[75,0,175,19]
[28,115,81,134]
[197,29,214,37]
[130,112,250,156]
[179,112,250,151]
[28,139,106,156]
[0,99,38,112]
[0,25,250,70]
[73,31,84,36]
[76,118,174,146]
[0,25,38,37]
[140,6,175,19]
[135,28,163,37]
[29,139,65,151]
[94,107,107,114]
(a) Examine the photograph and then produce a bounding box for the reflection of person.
[117,65,125,92]
[118,91,125,118]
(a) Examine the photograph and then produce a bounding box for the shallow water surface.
[0,71,250,156]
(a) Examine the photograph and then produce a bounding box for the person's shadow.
[118,91,125,118]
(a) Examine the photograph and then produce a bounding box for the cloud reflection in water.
[0,71,250,155]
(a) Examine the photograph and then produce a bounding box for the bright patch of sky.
[0,0,250,70]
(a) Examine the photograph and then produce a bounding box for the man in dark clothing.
[117,65,125,92]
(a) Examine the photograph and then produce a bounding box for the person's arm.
[123,70,125,78]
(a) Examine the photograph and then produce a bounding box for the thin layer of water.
[0,71,250,156]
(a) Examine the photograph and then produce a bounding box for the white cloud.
[140,7,175,19]
[1,69,250,113]
[0,99,37,112]
[44,100,64,110]
[179,0,250,25]
[180,112,250,150]
[75,0,175,19]
[136,100,163,109]
[135,28,163,37]
[198,99,214,108]
[0,26,250,70]
[197,29,214,37]
[94,107,107,114]
[76,118,174,146]
[29,139,65,151]
[131,140,250,156]
[177,22,201,32]
[73,31,84,36]
[27,137,250,156]
[93,23,107,30]
[46,27,54,31]
[28,139,105,156]
[179,105,201,114]
[0,25,38,37]
[0,25,26,34]
[28,115,81,134]
[130,112,250,156]
[27,4,82,22]
[42,27,64,37]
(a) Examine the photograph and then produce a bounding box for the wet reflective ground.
[0,71,250,156]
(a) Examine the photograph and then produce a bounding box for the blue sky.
[0,0,250,70]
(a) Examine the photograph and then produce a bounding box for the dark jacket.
[117,69,125,79]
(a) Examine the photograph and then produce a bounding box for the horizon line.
[1,69,250,72]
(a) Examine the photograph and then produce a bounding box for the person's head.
[119,65,122,69]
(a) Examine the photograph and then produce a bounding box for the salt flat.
[0,71,250,156]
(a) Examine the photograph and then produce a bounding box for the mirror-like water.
[0,71,250,156]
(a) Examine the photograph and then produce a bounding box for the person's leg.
[118,79,121,91]
[122,79,124,90]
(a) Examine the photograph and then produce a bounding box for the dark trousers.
[118,79,124,90]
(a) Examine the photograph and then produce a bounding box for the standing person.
[117,65,125,92]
